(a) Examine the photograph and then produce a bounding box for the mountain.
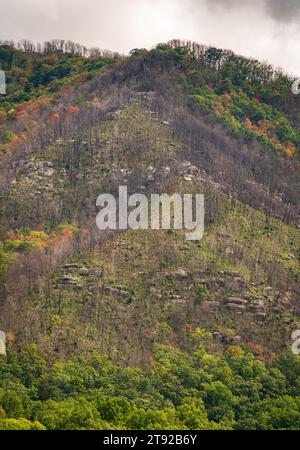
[0,39,299,430]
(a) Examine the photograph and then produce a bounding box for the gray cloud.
[266,0,300,23]
[206,0,300,23]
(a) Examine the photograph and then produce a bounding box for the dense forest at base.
[0,343,300,430]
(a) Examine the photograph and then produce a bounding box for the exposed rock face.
[191,271,249,291]
[171,298,187,305]
[230,335,242,344]
[146,166,156,181]
[177,161,199,176]
[225,303,247,312]
[157,166,171,179]
[163,270,189,280]
[248,301,265,313]
[187,165,199,176]
[280,291,293,306]
[23,160,54,176]
[222,335,242,345]
[103,287,130,298]
[22,162,36,174]
[271,307,283,315]
[36,161,54,176]
[201,301,219,311]
[255,313,267,320]
[58,276,81,286]
[223,278,248,291]
[212,332,222,340]
[223,297,248,305]
[183,175,193,182]
[161,269,292,320]
[62,263,80,270]
[177,161,192,174]
[60,264,90,276]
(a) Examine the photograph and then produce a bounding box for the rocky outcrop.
[225,303,247,312]
[62,263,80,270]
[22,160,54,176]
[248,301,265,313]
[103,287,130,298]
[213,332,242,345]
[176,161,199,176]
[162,270,189,280]
[223,297,248,305]
[223,278,248,291]
[58,276,81,286]
[60,264,90,276]
[201,301,219,311]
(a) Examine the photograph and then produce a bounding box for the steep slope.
[0,41,299,430]
[1,100,298,358]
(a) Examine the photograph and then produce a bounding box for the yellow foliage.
[5,332,15,344]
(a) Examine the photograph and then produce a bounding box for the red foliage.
[49,113,60,123]
[247,342,265,358]
[67,105,80,114]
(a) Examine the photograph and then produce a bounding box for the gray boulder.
[163,270,189,280]
[225,303,246,312]
[103,287,130,298]
[177,161,192,174]
[58,276,80,286]
[78,267,89,276]
[201,301,219,311]
[224,297,248,305]
[62,263,80,270]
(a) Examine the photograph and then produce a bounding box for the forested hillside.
[0,40,299,430]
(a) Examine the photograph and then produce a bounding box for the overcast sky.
[1,0,300,75]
